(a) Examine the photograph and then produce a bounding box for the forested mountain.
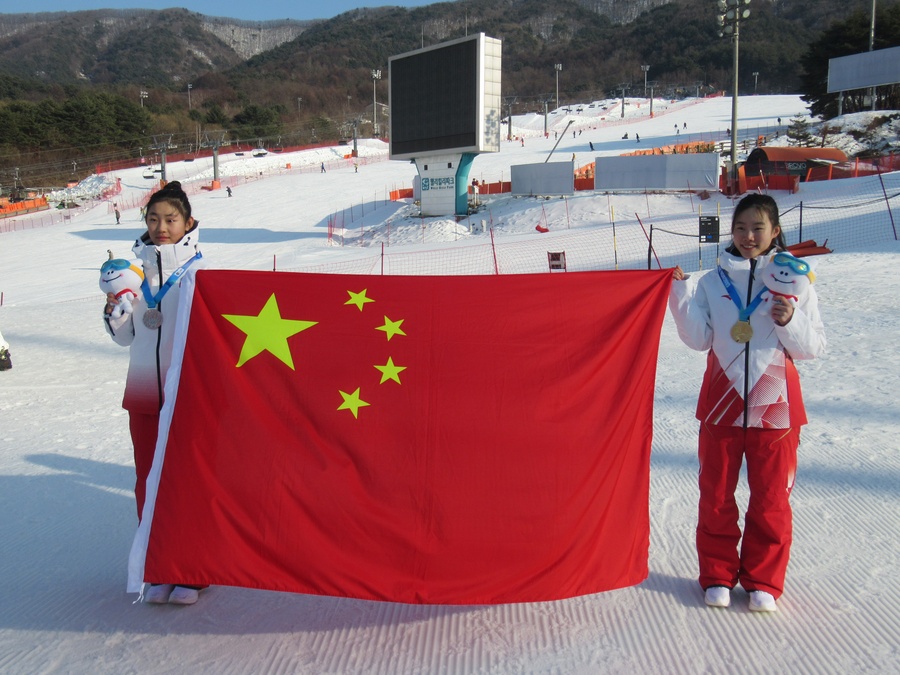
[1,0,897,189]
[0,0,890,102]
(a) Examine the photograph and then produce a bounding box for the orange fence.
[744,173,800,194]
[805,153,900,182]
[0,196,50,219]
[386,181,517,203]
[622,140,718,156]
[724,151,899,195]
[471,182,511,195]
[390,188,414,200]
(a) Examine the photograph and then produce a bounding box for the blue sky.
[13,1,439,22]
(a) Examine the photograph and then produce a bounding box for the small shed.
[745,147,848,181]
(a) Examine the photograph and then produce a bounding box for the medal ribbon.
[717,265,766,321]
[141,251,202,309]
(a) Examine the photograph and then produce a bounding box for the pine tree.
[787,116,813,147]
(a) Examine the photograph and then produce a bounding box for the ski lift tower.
[202,132,227,188]
[617,83,630,118]
[149,135,174,186]
[504,96,518,141]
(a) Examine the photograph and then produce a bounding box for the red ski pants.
[129,411,160,522]
[696,423,799,598]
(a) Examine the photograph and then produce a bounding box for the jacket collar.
[132,224,201,273]
[132,224,201,263]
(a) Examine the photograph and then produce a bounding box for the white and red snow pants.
[697,423,799,598]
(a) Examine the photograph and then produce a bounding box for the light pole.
[752,71,759,94]
[139,89,148,107]
[372,69,381,137]
[187,83,192,109]
[718,0,751,190]
[554,63,562,109]
[869,0,877,110]
[641,65,650,97]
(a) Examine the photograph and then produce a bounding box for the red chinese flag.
[129,269,672,604]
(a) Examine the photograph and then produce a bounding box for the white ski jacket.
[669,249,826,428]
[105,224,203,414]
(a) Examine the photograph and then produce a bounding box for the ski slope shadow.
[0,453,476,636]
[71,227,324,244]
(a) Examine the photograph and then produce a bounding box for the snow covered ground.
[0,94,898,674]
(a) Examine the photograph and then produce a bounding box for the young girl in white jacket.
[669,193,826,612]
[104,181,205,606]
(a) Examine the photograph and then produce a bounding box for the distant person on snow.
[321,162,326,173]
[669,194,826,613]
[226,186,232,197]
[103,181,207,607]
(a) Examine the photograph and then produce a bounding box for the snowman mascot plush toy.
[99,252,145,318]
[761,250,816,309]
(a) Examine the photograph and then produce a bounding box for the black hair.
[729,193,787,252]
[145,180,195,227]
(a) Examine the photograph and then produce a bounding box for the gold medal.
[143,308,163,329]
[730,320,753,343]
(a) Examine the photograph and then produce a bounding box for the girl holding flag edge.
[669,193,826,612]
[104,181,205,606]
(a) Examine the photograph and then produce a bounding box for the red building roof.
[748,147,848,163]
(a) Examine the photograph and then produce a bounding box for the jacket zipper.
[741,258,757,429]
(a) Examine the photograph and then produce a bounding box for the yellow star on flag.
[223,294,317,369]
[375,357,406,384]
[377,316,406,341]
[345,289,375,311]
[338,387,370,418]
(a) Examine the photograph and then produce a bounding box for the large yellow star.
[337,387,370,418]
[345,288,375,311]
[222,294,317,369]
[376,316,406,341]
[374,357,406,384]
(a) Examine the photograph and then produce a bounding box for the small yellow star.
[345,289,375,311]
[374,357,406,384]
[337,387,370,418]
[222,294,317,369]
[376,316,406,341]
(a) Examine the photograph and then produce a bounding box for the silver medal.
[143,308,163,329]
